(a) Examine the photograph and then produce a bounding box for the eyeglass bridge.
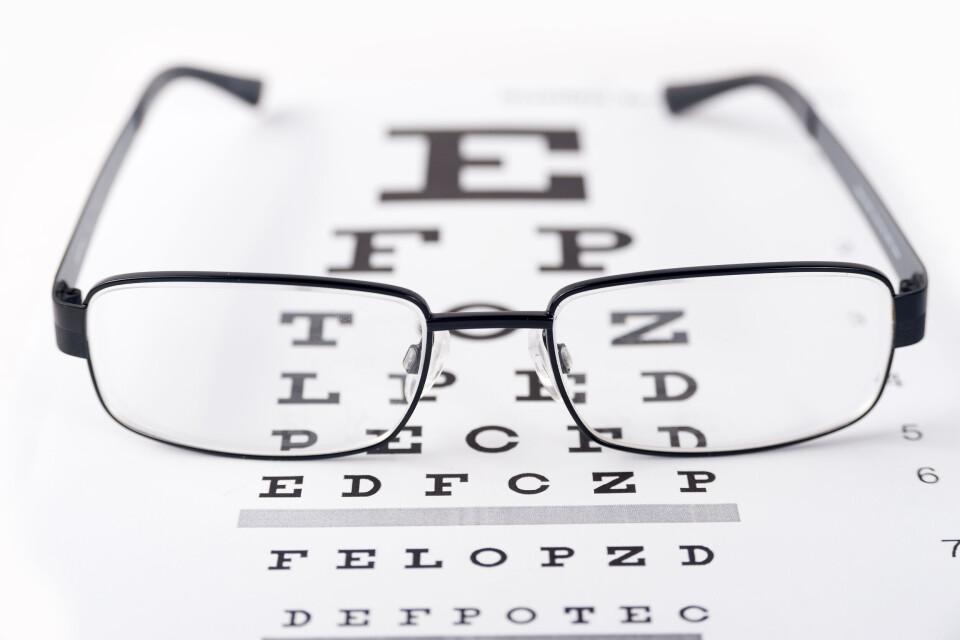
[428,311,552,331]
[421,311,570,403]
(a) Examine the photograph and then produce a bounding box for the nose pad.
[527,330,563,402]
[402,332,450,403]
[423,331,450,392]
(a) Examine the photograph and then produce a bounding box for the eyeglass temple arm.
[665,75,926,347]
[52,67,262,358]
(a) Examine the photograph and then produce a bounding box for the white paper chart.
[1,75,957,639]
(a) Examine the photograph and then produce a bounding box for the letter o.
[470,547,507,567]
[446,303,515,340]
[506,607,536,624]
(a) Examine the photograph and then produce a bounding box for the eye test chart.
[1,74,957,639]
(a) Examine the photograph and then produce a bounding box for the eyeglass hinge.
[53,280,88,359]
[55,280,83,304]
[893,273,927,349]
[898,273,926,294]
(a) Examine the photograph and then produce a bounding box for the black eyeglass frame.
[53,67,928,459]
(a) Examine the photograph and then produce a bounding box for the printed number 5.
[918,467,939,484]
[902,424,922,440]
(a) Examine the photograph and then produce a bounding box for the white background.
[1,1,958,638]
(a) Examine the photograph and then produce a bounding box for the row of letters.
[259,470,717,497]
[269,545,716,571]
[272,424,708,454]
[280,604,710,628]
[330,227,637,273]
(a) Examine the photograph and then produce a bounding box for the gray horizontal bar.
[264,636,701,640]
[239,504,739,528]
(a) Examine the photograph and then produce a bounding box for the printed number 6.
[918,467,939,484]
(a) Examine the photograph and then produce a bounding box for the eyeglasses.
[53,67,927,459]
